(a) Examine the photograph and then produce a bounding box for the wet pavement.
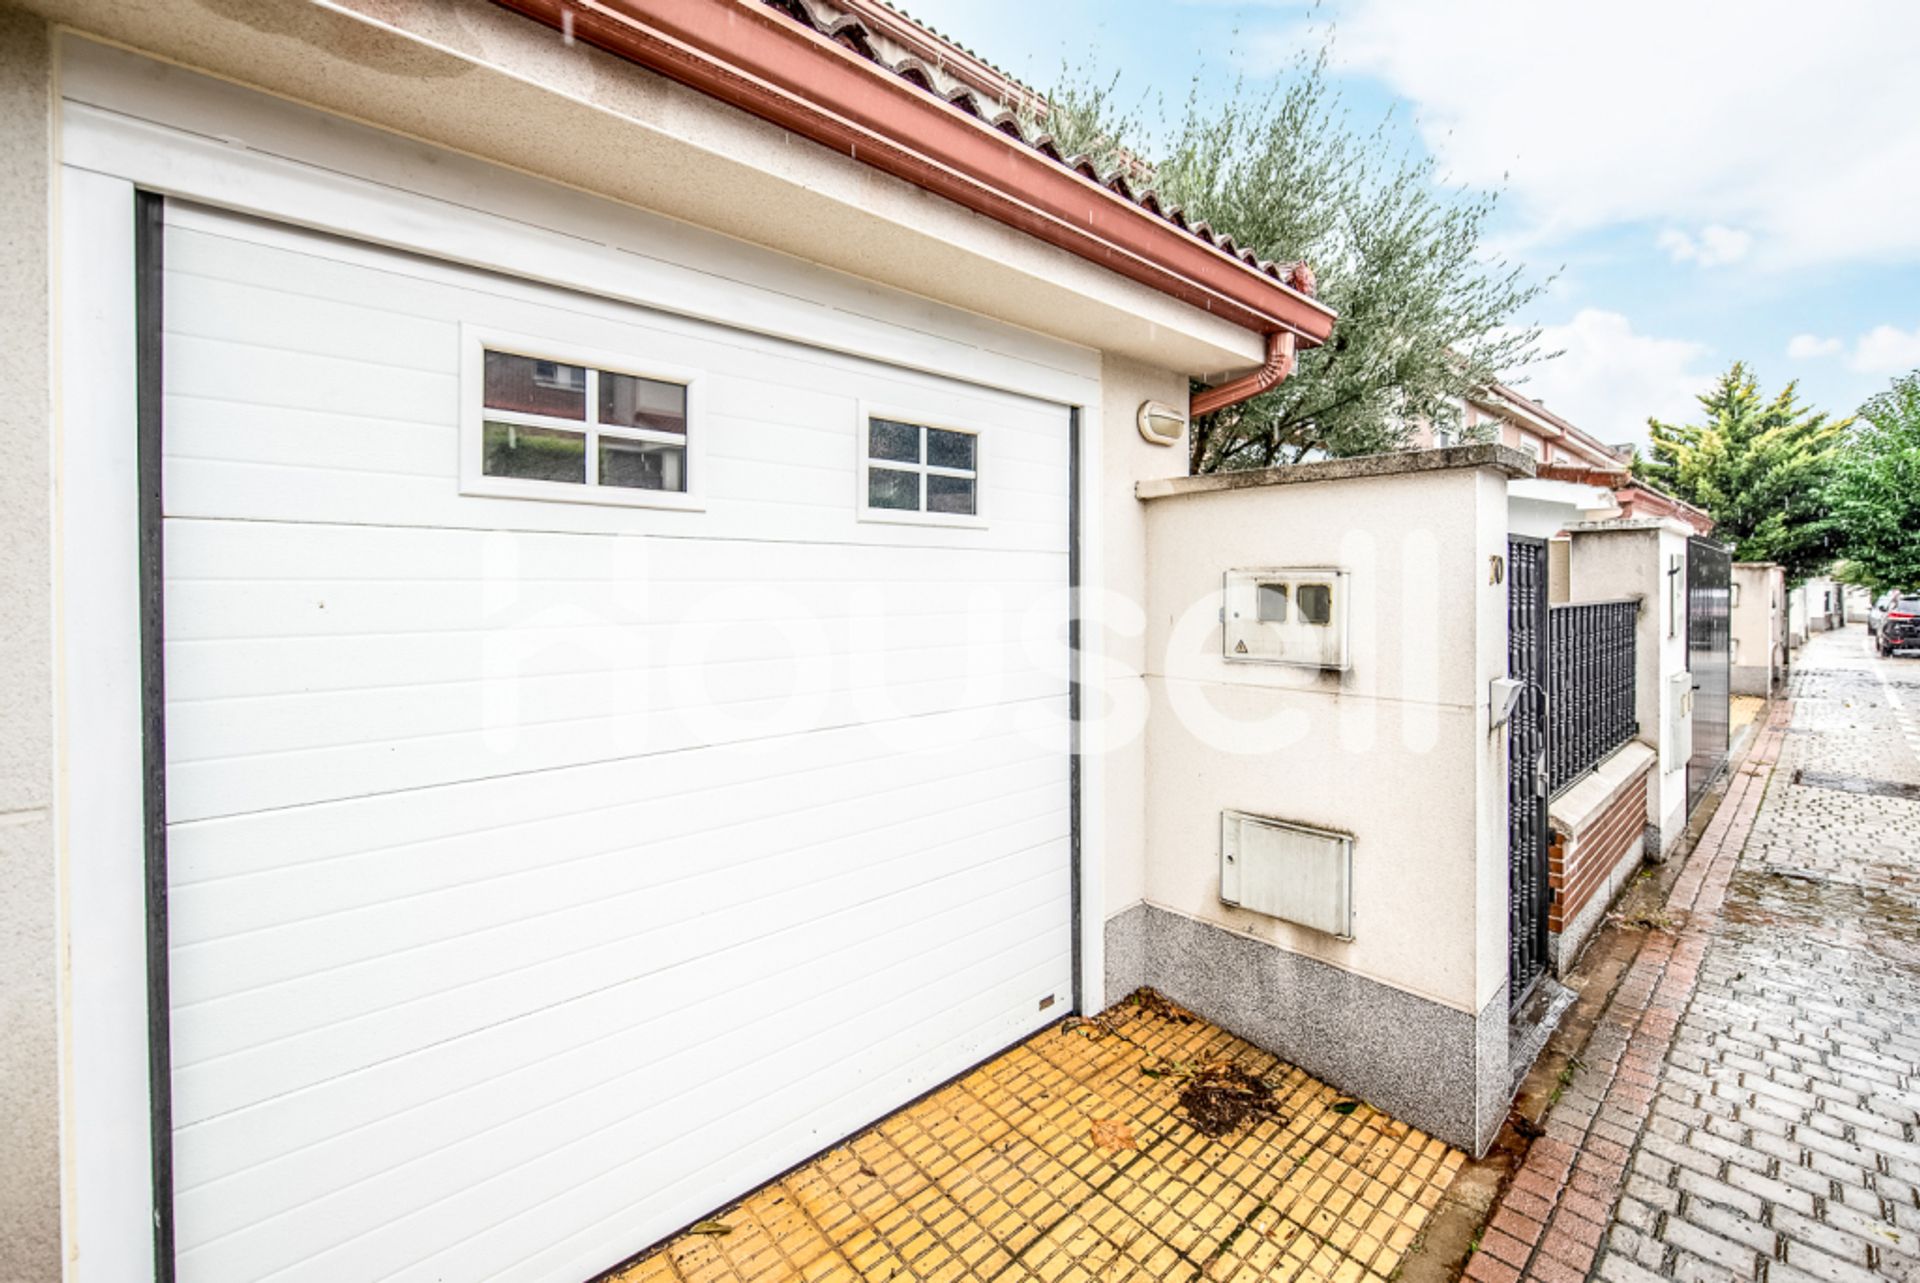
[1469,626,1920,1283]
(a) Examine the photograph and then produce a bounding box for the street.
[1473,624,1920,1283]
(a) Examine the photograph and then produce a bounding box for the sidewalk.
[1466,627,1920,1283]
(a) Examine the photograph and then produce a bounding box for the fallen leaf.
[1330,1100,1361,1115]
[1090,1117,1137,1151]
[687,1220,733,1236]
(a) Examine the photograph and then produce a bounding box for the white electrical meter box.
[1220,810,1354,939]
[1223,568,1351,670]
[1667,671,1694,762]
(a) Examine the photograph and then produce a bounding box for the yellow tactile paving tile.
[613,995,1464,1283]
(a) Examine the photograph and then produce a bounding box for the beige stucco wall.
[1095,356,1189,921]
[1136,464,1514,1016]
[1731,563,1783,694]
[0,6,60,1280]
[1566,521,1694,853]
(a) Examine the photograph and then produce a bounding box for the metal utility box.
[1222,567,1352,670]
[1667,670,1695,763]
[1220,810,1354,939]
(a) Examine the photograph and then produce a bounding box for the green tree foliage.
[1042,47,1549,472]
[1830,371,1920,591]
[1635,362,1849,583]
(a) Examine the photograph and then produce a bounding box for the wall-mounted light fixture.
[1136,400,1187,447]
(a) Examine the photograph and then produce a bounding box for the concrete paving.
[1469,626,1920,1283]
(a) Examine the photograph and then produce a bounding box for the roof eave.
[490,0,1334,345]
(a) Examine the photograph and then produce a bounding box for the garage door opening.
[140,195,1077,1283]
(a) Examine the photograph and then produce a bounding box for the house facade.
[4,3,1350,1280]
[1,3,1752,1281]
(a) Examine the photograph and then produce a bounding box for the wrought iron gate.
[1686,538,1733,815]
[1507,536,1551,1004]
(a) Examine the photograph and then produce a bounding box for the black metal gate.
[1507,536,1551,1004]
[1686,538,1733,814]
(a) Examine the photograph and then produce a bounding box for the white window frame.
[460,324,707,510]
[855,400,988,528]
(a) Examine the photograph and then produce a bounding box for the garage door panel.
[170,883,1067,1259]
[165,514,1069,590]
[167,720,1061,951]
[438,942,1068,1283]
[166,636,1051,757]
[163,394,456,479]
[162,453,1069,552]
[169,796,1066,1123]
[168,684,1065,824]
[171,870,1067,1217]
[162,205,1074,1282]
[166,699,1061,886]
[166,328,458,428]
[167,615,1044,703]
[167,211,1075,448]
[181,920,1066,1283]
[167,756,1064,1022]
[164,268,459,380]
[162,566,1064,644]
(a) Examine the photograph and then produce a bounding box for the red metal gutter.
[488,0,1335,347]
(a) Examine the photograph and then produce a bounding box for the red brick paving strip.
[1469,703,1789,1283]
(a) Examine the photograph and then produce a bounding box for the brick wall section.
[1466,703,1786,1283]
[1548,770,1649,933]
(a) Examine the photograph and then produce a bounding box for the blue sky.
[897,0,1920,449]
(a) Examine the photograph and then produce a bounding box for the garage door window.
[861,411,984,525]
[463,330,703,509]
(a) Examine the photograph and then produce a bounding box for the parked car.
[1870,591,1897,638]
[1878,593,1920,657]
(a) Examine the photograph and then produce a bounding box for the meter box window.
[1224,568,1351,670]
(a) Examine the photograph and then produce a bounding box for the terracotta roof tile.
[757,0,1314,295]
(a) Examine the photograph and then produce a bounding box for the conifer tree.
[1636,362,1849,583]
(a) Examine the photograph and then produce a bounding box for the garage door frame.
[57,47,1105,1283]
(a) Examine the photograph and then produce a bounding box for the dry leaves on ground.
[1089,1117,1137,1151]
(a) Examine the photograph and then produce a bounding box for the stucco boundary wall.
[1113,444,1533,1156]
[1563,518,1696,859]
[1730,562,1787,697]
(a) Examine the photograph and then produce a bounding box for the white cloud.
[1518,309,1712,451]
[1848,324,1920,376]
[1657,225,1752,268]
[1787,334,1843,360]
[1308,1,1920,267]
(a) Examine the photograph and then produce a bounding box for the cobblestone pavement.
[1469,627,1920,1283]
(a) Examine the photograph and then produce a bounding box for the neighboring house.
[4,3,1339,1280]
[1415,383,1629,468]
[1412,386,1638,542]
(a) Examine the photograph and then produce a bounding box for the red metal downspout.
[1190,331,1298,417]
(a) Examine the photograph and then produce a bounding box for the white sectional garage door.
[159,202,1073,1283]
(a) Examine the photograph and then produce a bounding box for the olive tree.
[1043,46,1550,472]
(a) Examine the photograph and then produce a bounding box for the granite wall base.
[1104,903,1509,1155]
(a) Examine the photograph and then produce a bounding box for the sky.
[893,0,1920,451]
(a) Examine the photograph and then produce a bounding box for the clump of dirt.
[1173,1060,1285,1138]
[1612,907,1680,933]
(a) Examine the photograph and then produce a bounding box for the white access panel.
[159,204,1072,1283]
